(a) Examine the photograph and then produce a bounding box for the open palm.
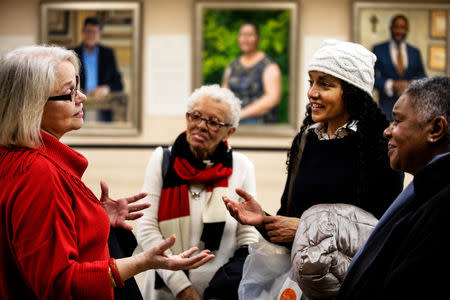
[223,188,265,226]
[99,180,149,230]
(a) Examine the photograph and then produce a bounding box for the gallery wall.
[0,0,441,211]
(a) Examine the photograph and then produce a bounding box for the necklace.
[188,185,206,200]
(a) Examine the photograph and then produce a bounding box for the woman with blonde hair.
[0,45,213,300]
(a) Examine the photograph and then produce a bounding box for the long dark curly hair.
[286,80,390,203]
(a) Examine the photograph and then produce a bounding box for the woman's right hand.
[222,188,265,227]
[176,286,201,300]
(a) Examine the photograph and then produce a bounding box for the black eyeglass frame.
[186,112,232,131]
[47,75,80,102]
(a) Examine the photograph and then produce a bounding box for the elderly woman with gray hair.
[0,45,213,300]
[137,84,259,300]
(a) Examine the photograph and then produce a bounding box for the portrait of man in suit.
[372,14,426,121]
[73,17,124,122]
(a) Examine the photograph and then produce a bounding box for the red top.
[0,132,113,299]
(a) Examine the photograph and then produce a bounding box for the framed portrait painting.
[353,1,450,81]
[193,1,299,137]
[40,1,142,136]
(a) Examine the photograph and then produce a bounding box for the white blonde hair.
[0,45,79,148]
[187,84,241,127]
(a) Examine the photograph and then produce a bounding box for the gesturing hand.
[142,235,215,271]
[99,180,149,230]
[222,188,265,227]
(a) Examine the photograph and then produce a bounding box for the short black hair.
[390,14,408,28]
[83,17,103,31]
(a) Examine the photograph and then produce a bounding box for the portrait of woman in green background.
[202,8,292,124]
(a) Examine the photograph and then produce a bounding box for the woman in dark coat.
[337,76,450,300]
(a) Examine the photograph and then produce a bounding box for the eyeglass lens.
[187,112,227,130]
[47,75,79,102]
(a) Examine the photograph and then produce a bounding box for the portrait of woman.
[222,22,282,124]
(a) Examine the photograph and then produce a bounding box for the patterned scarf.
[158,132,233,254]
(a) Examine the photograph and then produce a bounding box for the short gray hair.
[187,84,241,127]
[0,45,79,148]
[405,76,450,136]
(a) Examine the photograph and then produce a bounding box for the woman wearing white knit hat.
[223,39,404,298]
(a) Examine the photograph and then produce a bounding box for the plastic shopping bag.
[277,268,304,300]
[238,239,304,300]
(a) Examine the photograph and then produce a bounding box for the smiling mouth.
[311,103,324,109]
[387,143,396,155]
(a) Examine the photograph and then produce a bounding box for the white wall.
[0,0,416,221]
[0,0,351,209]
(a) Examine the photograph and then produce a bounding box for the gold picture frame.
[193,1,299,137]
[428,45,446,71]
[430,10,447,39]
[40,1,142,136]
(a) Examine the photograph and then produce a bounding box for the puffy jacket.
[291,204,378,300]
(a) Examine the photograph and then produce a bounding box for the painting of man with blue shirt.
[73,17,123,122]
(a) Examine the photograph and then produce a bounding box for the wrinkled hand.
[176,286,201,300]
[263,215,300,243]
[99,180,149,230]
[222,188,265,227]
[142,235,214,271]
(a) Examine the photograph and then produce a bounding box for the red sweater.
[0,132,113,299]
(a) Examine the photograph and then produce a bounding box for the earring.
[430,138,434,142]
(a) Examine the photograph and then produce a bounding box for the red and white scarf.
[158,132,233,254]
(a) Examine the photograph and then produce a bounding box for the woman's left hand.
[99,180,149,230]
[115,235,214,284]
[141,235,215,271]
[263,215,300,243]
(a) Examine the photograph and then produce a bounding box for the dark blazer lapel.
[404,45,416,77]
[382,43,399,77]
[97,45,106,84]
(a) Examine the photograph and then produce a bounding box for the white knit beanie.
[307,39,377,96]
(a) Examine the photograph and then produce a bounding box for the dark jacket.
[258,131,403,249]
[336,153,450,300]
[372,41,426,121]
[108,228,143,300]
[73,44,123,92]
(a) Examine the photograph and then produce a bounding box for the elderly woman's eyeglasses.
[186,112,232,131]
[47,75,79,102]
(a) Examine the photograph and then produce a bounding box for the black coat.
[336,153,450,300]
[73,44,123,92]
[258,133,403,249]
[108,228,143,300]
